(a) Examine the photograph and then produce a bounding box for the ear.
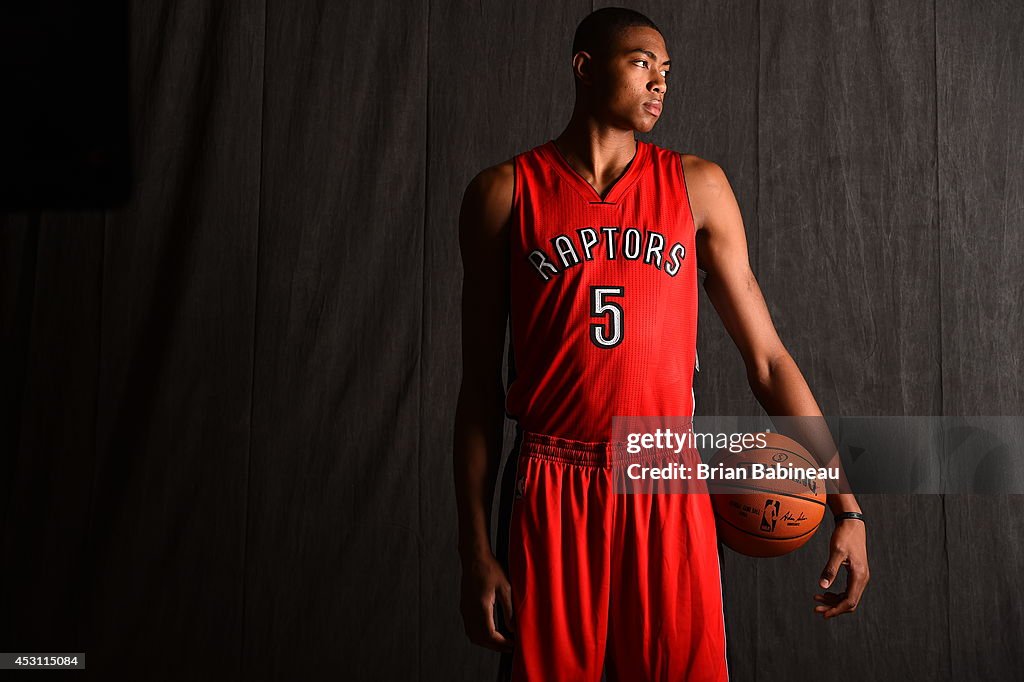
[572,51,595,87]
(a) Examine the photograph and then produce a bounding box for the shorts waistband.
[519,430,695,467]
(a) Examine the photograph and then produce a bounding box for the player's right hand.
[459,552,515,653]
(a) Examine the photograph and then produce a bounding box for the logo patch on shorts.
[515,475,526,499]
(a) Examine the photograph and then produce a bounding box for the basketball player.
[453,8,870,681]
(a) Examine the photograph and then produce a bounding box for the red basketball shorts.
[496,429,729,682]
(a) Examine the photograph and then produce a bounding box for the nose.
[650,77,666,95]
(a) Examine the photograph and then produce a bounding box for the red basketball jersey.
[505,138,700,443]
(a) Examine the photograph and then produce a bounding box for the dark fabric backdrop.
[2,1,1022,680]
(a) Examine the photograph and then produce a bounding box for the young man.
[454,8,870,681]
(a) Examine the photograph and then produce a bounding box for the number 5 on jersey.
[589,285,624,348]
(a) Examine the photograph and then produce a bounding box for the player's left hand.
[813,519,869,619]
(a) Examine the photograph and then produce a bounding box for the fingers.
[813,591,859,619]
[814,552,870,619]
[839,561,870,616]
[459,557,518,652]
[812,564,869,619]
[463,594,515,653]
[812,591,844,617]
[821,560,869,619]
[818,551,846,590]
[483,609,515,652]
[813,523,870,620]
[498,581,515,633]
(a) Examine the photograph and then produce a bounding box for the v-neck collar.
[543,138,649,204]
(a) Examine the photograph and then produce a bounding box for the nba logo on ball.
[760,499,780,532]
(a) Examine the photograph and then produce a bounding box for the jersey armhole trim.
[679,152,707,276]
[678,151,695,234]
[506,155,518,407]
[510,154,520,215]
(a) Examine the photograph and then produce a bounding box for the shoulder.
[678,153,730,231]
[460,158,515,243]
[462,158,514,217]
[646,145,727,193]
[465,158,514,203]
[678,153,727,190]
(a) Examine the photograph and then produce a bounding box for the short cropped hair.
[571,7,662,61]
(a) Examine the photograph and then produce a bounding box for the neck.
[553,108,638,185]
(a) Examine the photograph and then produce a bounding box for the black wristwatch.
[833,511,865,525]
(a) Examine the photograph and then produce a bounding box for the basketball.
[707,432,826,558]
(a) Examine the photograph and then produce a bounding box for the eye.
[633,59,649,68]
[661,70,670,79]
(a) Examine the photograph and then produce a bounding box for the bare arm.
[453,160,515,651]
[687,155,869,618]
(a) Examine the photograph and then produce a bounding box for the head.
[570,8,669,133]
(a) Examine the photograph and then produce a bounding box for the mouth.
[643,100,662,117]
